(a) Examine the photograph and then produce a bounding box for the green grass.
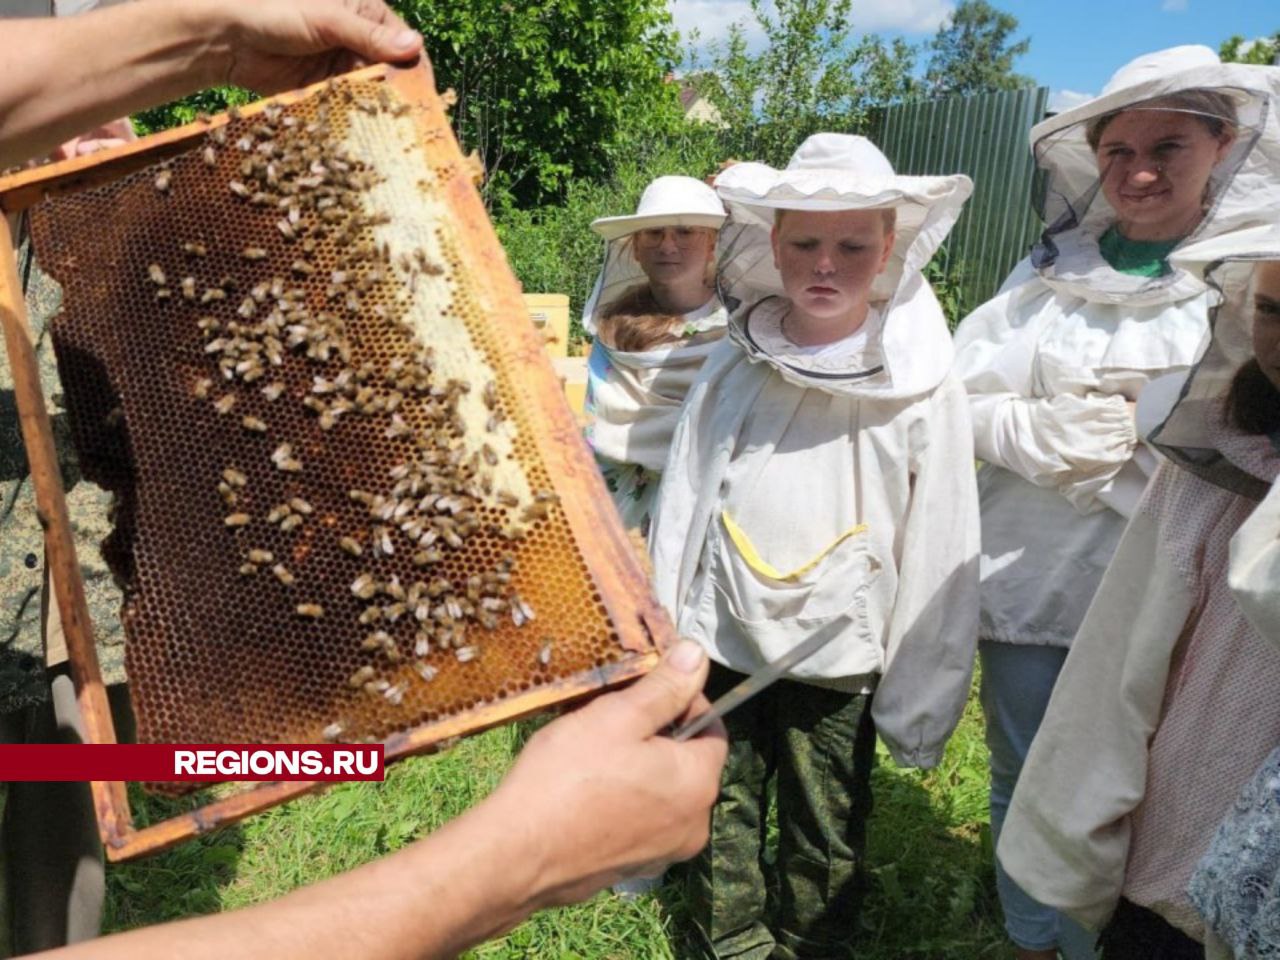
[93,680,1009,959]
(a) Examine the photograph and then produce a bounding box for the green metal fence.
[871,86,1049,323]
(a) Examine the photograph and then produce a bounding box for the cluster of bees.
[141,82,556,739]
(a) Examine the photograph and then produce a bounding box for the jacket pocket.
[709,511,881,662]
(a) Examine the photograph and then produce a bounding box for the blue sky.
[668,0,1278,111]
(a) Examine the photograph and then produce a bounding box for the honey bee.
[228,180,250,198]
[201,288,227,304]
[180,277,196,300]
[537,642,553,667]
[273,564,296,586]
[350,573,378,600]
[322,722,344,742]
[247,548,274,565]
[183,241,208,257]
[288,497,313,516]
[358,607,382,626]
[414,662,438,683]
[512,597,535,627]
[339,536,364,557]
[202,145,217,167]
[241,415,268,433]
[454,645,478,663]
[154,168,171,192]
[224,513,251,528]
[222,467,248,488]
[280,513,303,533]
[213,394,237,415]
[147,263,166,285]
[347,665,375,688]
[360,630,390,651]
[295,603,323,619]
[266,503,291,524]
[238,563,258,576]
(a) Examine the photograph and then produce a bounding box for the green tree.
[396,0,679,206]
[1220,32,1280,65]
[923,0,1032,98]
[685,0,917,167]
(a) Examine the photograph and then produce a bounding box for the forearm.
[42,789,543,960]
[0,0,232,168]
[972,391,1136,490]
[875,390,980,769]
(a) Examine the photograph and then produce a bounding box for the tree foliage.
[923,0,1032,98]
[396,0,679,206]
[1220,32,1280,65]
[685,0,917,166]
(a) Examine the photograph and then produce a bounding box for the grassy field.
[83,677,1012,960]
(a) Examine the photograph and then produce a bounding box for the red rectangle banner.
[0,744,383,782]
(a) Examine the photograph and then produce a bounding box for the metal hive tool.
[0,63,668,860]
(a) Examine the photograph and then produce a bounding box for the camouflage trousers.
[686,663,877,960]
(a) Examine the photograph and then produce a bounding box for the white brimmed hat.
[714,133,972,304]
[590,176,727,241]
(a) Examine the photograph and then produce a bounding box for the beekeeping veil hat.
[712,133,972,398]
[1149,223,1280,499]
[1029,46,1280,303]
[581,176,727,335]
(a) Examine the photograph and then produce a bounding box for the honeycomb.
[25,71,659,773]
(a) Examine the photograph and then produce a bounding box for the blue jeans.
[981,640,1098,958]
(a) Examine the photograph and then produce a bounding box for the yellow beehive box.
[523,293,569,358]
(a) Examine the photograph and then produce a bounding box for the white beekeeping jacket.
[996,228,1280,937]
[649,134,980,769]
[952,46,1280,648]
[1231,479,1280,644]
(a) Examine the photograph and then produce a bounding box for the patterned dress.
[0,233,124,714]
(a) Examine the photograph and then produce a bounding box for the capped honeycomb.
[25,70,660,777]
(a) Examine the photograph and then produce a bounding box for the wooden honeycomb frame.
[0,63,668,861]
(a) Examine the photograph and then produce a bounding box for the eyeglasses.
[633,227,710,249]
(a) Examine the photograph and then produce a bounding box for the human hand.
[489,640,726,907]
[50,117,136,162]
[202,0,427,96]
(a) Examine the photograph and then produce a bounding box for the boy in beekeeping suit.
[649,133,980,959]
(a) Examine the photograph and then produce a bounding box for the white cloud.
[1047,89,1094,114]
[1161,0,1188,11]
[854,0,954,32]
[669,0,953,53]
[669,0,764,51]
